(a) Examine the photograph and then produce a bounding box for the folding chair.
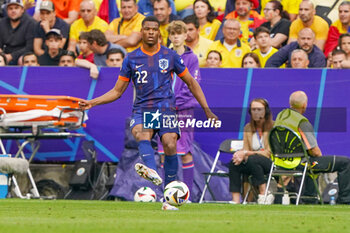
[199,139,243,203]
[264,126,323,205]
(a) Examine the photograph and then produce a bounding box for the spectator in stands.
[266,28,326,68]
[77,32,94,63]
[324,2,350,58]
[193,0,221,41]
[86,29,126,66]
[339,33,350,57]
[0,0,36,65]
[59,50,76,66]
[207,19,250,68]
[137,0,176,17]
[260,1,291,48]
[34,0,69,56]
[260,0,302,22]
[38,28,64,66]
[252,27,278,67]
[290,49,309,68]
[153,0,179,46]
[331,49,349,69]
[242,52,261,68]
[22,51,39,66]
[106,0,145,53]
[183,15,213,67]
[48,0,80,25]
[68,0,109,53]
[229,98,274,204]
[0,52,7,66]
[205,50,222,68]
[288,0,329,51]
[225,0,265,45]
[106,48,125,67]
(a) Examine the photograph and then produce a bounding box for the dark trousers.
[297,155,350,204]
[229,154,272,192]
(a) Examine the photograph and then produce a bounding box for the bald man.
[273,91,350,204]
[266,28,326,68]
[290,49,309,68]
[288,0,329,51]
[68,0,109,52]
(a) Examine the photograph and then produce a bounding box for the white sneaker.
[162,202,179,211]
[257,193,275,205]
[135,163,163,186]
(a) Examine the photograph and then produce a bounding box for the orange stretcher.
[0,95,86,199]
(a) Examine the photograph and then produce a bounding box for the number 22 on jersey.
[136,71,148,84]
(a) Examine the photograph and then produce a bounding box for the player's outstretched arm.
[179,71,218,120]
[79,79,129,110]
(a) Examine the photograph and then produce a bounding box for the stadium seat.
[199,139,243,203]
[264,126,323,205]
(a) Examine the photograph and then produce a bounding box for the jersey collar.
[141,43,161,56]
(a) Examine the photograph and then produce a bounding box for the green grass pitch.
[0,199,349,233]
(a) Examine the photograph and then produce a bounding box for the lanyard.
[256,130,264,150]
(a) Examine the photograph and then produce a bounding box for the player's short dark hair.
[0,52,7,65]
[253,26,270,39]
[22,51,38,64]
[61,50,76,60]
[153,0,171,8]
[107,48,125,59]
[207,50,222,61]
[183,14,199,29]
[142,16,160,27]
[79,31,89,41]
[332,48,347,57]
[86,29,108,46]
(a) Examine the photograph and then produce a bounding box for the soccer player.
[79,16,217,209]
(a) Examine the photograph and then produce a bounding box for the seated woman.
[229,98,274,204]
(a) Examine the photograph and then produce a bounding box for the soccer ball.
[163,181,190,206]
[134,187,157,202]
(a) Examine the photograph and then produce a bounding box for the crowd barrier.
[0,66,349,162]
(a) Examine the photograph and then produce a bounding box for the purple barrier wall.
[0,67,349,161]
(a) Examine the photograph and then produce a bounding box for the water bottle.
[328,188,337,206]
[282,191,290,205]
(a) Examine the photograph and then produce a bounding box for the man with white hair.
[273,91,350,204]
[290,49,309,68]
[68,0,109,52]
[207,19,250,68]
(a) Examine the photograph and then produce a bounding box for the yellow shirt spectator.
[108,13,145,52]
[207,38,251,68]
[70,16,109,42]
[186,36,214,67]
[289,15,329,41]
[200,19,221,41]
[252,47,284,67]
